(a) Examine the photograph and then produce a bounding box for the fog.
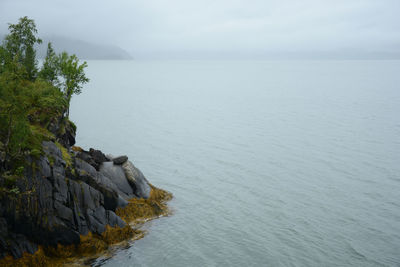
[1,0,399,59]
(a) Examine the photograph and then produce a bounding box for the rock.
[54,202,74,226]
[42,141,63,162]
[52,176,68,204]
[76,151,99,170]
[75,157,98,178]
[106,210,126,228]
[8,234,37,259]
[75,158,126,210]
[0,219,37,259]
[0,140,158,260]
[113,155,128,165]
[76,148,108,171]
[122,161,151,199]
[38,156,51,178]
[89,148,108,164]
[48,119,76,148]
[99,162,135,198]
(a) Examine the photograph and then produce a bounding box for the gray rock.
[106,210,126,228]
[113,155,128,165]
[117,195,129,208]
[87,207,107,234]
[8,234,37,259]
[99,162,135,198]
[54,202,74,224]
[38,156,51,178]
[122,161,151,199]
[53,176,68,204]
[89,148,108,164]
[75,159,127,210]
[0,140,157,260]
[42,141,62,159]
[75,158,98,178]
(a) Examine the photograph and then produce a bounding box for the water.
[70,60,400,267]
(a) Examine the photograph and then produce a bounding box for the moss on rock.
[55,141,72,168]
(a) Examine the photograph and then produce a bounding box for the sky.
[0,0,399,59]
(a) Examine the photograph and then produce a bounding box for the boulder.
[99,162,135,198]
[89,148,108,164]
[122,161,151,199]
[112,155,128,165]
[76,151,99,170]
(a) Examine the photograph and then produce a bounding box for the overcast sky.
[1,0,399,59]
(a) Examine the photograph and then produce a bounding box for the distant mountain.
[1,34,133,60]
[37,36,133,60]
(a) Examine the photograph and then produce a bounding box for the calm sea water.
[70,60,400,267]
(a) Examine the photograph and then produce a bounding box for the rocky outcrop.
[0,141,155,260]
[48,119,76,148]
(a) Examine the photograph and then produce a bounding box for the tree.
[0,17,88,170]
[39,42,59,85]
[3,16,42,80]
[0,46,6,74]
[0,63,31,164]
[39,45,89,117]
[57,52,89,117]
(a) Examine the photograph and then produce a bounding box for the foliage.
[38,42,59,85]
[39,44,89,117]
[0,16,88,173]
[57,52,89,116]
[2,16,42,80]
[0,65,32,161]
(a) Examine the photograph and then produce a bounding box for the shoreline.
[0,185,172,266]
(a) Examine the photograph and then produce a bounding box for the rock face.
[0,141,152,259]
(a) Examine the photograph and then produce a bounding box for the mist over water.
[70,60,400,267]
